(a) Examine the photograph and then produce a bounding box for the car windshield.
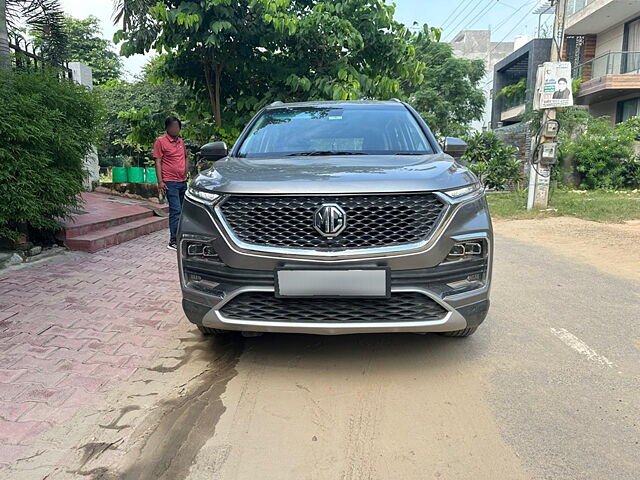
[236,105,434,158]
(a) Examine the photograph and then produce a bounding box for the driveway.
[1,220,639,479]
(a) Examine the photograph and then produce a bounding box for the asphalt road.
[105,229,639,480]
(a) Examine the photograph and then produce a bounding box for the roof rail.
[390,98,402,103]
[269,101,284,106]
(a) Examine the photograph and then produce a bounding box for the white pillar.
[68,62,98,190]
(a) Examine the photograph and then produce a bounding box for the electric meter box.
[539,142,558,164]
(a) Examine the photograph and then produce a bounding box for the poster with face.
[536,61,573,109]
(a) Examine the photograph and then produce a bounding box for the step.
[59,193,170,239]
[60,209,154,239]
[64,216,169,253]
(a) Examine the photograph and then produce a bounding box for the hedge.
[0,71,102,241]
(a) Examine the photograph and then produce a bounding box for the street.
[2,219,639,479]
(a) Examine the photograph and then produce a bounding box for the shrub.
[564,117,635,189]
[621,155,640,188]
[461,131,521,190]
[0,71,102,241]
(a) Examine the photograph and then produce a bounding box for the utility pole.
[527,0,567,210]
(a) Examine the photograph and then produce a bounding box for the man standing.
[153,117,188,250]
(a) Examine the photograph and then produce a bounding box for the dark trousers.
[165,181,187,243]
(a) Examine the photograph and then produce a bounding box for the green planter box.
[127,167,145,183]
[145,167,158,183]
[112,167,127,183]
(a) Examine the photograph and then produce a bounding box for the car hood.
[192,154,477,194]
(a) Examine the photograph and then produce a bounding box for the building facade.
[490,38,553,129]
[566,0,640,123]
[449,30,514,131]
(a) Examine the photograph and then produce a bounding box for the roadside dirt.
[493,217,640,283]
[184,334,529,480]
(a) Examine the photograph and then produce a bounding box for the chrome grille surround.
[215,193,448,254]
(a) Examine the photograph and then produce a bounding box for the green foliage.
[115,0,428,132]
[496,77,526,99]
[403,33,485,138]
[0,71,101,240]
[60,16,123,85]
[621,155,640,188]
[117,107,164,167]
[572,77,582,96]
[33,15,123,84]
[462,131,521,190]
[4,0,67,67]
[95,72,191,166]
[563,117,635,189]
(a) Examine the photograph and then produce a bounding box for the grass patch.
[487,189,640,223]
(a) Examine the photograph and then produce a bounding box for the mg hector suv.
[178,100,492,337]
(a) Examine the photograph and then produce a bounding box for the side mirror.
[443,137,467,159]
[199,141,228,161]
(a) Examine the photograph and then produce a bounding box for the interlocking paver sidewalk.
[0,231,184,469]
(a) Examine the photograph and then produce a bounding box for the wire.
[454,0,501,38]
[489,0,540,55]
[446,0,493,40]
[492,2,526,33]
[442,0,476,30]
[528,117,559,179]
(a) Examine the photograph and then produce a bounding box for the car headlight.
[443,183,482,199]
[185,186,220,204]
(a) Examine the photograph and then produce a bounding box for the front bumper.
[178,191,492,335]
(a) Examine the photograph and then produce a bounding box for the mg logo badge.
[314,204,346,237]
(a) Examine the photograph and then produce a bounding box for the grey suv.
[178,100,492,337]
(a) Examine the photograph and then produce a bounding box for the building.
[490,38,553,129]
[449,30,514,131]
[565,0,640,123]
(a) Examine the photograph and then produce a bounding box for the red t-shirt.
[153,134,188,182]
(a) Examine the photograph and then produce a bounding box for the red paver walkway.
[0,231,183,468]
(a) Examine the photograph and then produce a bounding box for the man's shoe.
[167,242,177,251]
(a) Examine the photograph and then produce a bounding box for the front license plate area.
[275,268,390,298]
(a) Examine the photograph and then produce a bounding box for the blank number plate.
[276,269,389,298]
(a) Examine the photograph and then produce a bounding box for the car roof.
[264,100,405,109]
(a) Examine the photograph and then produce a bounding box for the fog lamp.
[186,242,218,258]
[446,241,483,262]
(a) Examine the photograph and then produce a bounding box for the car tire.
[439,326,478,337]
[197,325,229,336]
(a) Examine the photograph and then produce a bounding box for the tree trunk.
[203,59,217,119]
[0,0,11,70]
[213,66,222,127]
[202,48,223,128]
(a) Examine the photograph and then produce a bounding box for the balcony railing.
[499,90,526,113]
[575,51,640,82]
[567,0,594,16]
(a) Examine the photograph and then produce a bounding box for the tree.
[404,31,485,138]
[57,16,123,85]
[113,0,429,132]
[96,63,191,166]
[0,0,67,69]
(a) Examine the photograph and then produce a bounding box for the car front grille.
[219,292,448,324]
[217,194,446,251]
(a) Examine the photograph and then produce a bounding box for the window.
[236,106,434,158]
[619,97,640,123]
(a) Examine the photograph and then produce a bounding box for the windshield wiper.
[285,150,367,156]
[394,152,427,155]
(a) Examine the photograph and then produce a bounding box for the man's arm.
[183,143,189,180]
[153,139,167,195]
